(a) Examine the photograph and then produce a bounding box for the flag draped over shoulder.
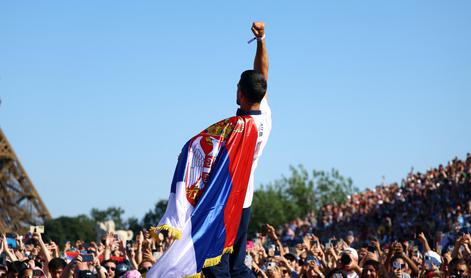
[147,115,259,278]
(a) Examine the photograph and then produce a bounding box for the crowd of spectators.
[1,154,470,278]
[0,229,170,278]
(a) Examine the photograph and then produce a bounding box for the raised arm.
[252,22,269,83]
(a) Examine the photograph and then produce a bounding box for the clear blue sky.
[1,1,470,220]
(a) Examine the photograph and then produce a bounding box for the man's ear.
[237,90,244,106]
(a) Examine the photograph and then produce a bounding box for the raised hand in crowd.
[418,232,432,253]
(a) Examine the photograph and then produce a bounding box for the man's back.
[242,97,272,208]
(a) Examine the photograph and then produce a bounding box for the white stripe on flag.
[147,218,197,278]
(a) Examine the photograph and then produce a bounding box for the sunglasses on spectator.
[392,262,406,270]
[139,267,151,273]
[105,266,116,271]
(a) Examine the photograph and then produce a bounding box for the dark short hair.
[48,258,67,271]
[101,259,117,267]
[363,260,381,270]
[238,70,267,103]
[362,260,387,278]
[449,258,467,270]
[7,261,27,274]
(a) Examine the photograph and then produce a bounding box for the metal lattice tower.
[0,127,51,233]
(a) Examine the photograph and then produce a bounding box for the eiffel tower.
[0,127,51,233]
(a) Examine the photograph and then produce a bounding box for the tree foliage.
[249,165,358,235]
[142,200,168,229]
[44,215,95,247]
[90,207,126,229]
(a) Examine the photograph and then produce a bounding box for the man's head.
[391,256,407,278]
[237,70,267,106]
[448,258,468,277]
[102,260,117,278]
[7,261,28,278]
[0,265,7,278]
[138,261,153,275]
[344,231,355,246]
[284,253,299,270]
[48,258,66,278]
[361,260,381,278]
[340,248,358,271]
[424,250,441,272]
[19,267,44,278]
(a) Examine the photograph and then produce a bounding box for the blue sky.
[1,1,470,220]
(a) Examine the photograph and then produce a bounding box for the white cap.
[424,250,442,266]
[342,247,359,261]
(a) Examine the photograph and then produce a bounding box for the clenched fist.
[251,22,265,38]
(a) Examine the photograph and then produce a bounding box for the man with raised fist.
[202,21,272,278]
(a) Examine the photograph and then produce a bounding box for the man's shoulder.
[260,98,270,113]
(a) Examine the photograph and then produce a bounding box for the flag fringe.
[149,225,182,240]
[202,246,234,268]
[183,273,201,278]
[223,246,234,254]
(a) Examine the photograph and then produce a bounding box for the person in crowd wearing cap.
[421,250,442,277]
[302,255,325,278]
[115,263,129,278]
[337,248,361,278]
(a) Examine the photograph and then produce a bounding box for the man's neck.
[239,103,260,111]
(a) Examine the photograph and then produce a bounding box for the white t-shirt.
[236,98,272,208]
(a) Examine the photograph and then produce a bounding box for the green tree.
[314,168,358,208]
[44,215,95,247]
[249,165,358,235]
[250,184,288,235]
[90,207,126,229]
[279,165,317,217]
[126,217,142,235]
[142,200,168,228]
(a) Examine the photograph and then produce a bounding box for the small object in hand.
[247,35,265,44]
[77,270,95,278]
[81,254,94,263]
[29,226,45,234]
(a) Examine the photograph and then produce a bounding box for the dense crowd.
[1,154,470,278]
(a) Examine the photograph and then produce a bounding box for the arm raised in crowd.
[399,250,419,276]
[418,232,432,253]
[135,230,144,265]
[104,232,114,261]
[266,224,285,256]
[1,234,18,261]
[452,233,471,259]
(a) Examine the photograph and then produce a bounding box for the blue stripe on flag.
[190,144,232,271]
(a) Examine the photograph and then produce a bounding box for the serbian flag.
[147,115,258,278]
